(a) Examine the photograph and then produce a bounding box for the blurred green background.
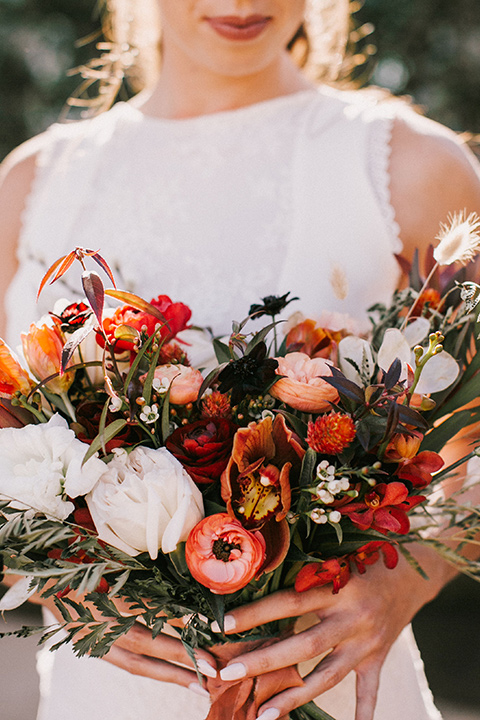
[0,0,480,161]
[0,0,479,717]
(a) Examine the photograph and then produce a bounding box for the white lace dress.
[5,87,442,720]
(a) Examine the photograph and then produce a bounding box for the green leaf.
[82,419,127,464]
[298,701,337,720]
[142,341,163,406]
[299,448,317,488]
[213,338,232,364]
[161,387,172,442]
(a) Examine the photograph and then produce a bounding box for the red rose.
[100,295,191,352]
[166,418,237,485]
[73,401,143,453]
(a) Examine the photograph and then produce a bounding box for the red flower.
[396,451,444,489]
[185,514,266,595]
[72,401,143,453]
[350,541,399,574]
[165,418,237,485]
[342,482,425,535]
[295,558,350,594]
[101,295,191,352]
[307,412,356,455]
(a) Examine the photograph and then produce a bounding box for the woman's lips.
[205,15,272,41]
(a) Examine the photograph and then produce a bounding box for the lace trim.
[367,111,403,255]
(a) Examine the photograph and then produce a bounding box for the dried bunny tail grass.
[66,0,355,119]
[433,211,480,266]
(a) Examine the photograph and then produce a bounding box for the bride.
[1,2,480,719]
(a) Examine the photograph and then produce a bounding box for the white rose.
[0,414,105,520]
[86,446,204,559]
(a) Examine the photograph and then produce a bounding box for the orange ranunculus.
[221,414,304,530]
[21,322,74,394]
[270,352,339,413]
[185,513,266,594]
[150,364,203,405]
[0,339,33,398]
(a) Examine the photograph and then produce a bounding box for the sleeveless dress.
[5,87,443,720]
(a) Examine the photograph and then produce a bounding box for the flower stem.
[61,393,76,422]
[400,261,439,331]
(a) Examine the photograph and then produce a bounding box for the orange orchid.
[0,339,34,398]
[221,414,304,530]
[21,322,75,394]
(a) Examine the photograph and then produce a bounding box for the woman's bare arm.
[217,116,480,720]
[0,141,216,694]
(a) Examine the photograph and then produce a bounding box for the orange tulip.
[21,322,74,394]
[0,339,33,398]
[270,352,339,413]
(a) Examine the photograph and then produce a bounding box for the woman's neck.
[135,50,314,120]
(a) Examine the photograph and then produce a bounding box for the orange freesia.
[0,339,33,398]
[21,322,74,394]
[384,430,423,462]
[150,364,203,405]
[185,513,266,594]
[270,352,339,413]
[221,414,304,529]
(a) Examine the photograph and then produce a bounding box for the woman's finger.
[354,660,383,720]
[114,621,218,677]
[255,644,365,720]
[103,644,210,697]
[219,615,353,682]
[213,586,335,635]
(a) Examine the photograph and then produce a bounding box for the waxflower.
[21,320,75,394]
[270,352,338,413]
[185,513,266,595]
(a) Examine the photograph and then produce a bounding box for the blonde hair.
[68,0,353,117]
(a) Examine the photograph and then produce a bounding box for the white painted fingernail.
[211,615,236,633]
[189,682,210,699]
[256,709,280,720]
[197,658,217,678]
[220,662,247,681]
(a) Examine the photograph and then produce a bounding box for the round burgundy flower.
[73,401,143,453]
[166,418,237,485]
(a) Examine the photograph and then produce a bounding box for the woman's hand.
[3,575,216,698]
[213,546,456,720]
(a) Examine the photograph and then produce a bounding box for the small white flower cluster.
[315,461,350,505]
[109,395,123,413]
[140,404,159,424]
[311,508,342,525]
[153,377,171,394]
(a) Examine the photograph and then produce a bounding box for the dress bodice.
[6,87,402,345]
[6,86,443,720]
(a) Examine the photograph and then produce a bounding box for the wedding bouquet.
[2,214,480,720]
